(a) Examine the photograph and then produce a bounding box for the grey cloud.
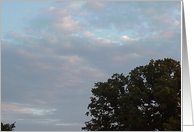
[81,1,181,37]
[1,1,181,131]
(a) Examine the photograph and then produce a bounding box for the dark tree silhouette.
[1,122,16,131]
[82,58,181,131]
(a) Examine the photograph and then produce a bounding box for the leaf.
[82,58,181,131]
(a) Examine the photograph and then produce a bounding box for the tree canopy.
[82,58,181,131]
[1,122,16,131]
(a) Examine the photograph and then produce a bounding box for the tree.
[82,58,181,131]
[1,122,16,131]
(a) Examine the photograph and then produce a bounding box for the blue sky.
[1,1,50,34]
[1,1,181,131]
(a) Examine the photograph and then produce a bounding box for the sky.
[1,1,181,131]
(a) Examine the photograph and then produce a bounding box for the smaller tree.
[1,122,16,131]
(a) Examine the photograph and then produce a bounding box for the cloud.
[1,1,181,131]
[55,123,81,126]
[83,1,106,12]
[94,37,113,45]
[48,6,55,10]
[73,66,106,80]
[1,102,56,116]
[174,20,180,26]
[82,31,95,37]
[120,35,137,41]
[53,15,82,34]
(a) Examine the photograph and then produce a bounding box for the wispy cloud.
[1,1,181,131]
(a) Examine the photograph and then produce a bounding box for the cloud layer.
[1,1,181,131]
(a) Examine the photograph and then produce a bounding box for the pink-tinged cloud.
[1,1,181,131]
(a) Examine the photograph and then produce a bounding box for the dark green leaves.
[1,122,16,131]
[82,58,181,131]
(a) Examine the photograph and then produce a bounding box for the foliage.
[1,122,16,131]
[82,58,181,131]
